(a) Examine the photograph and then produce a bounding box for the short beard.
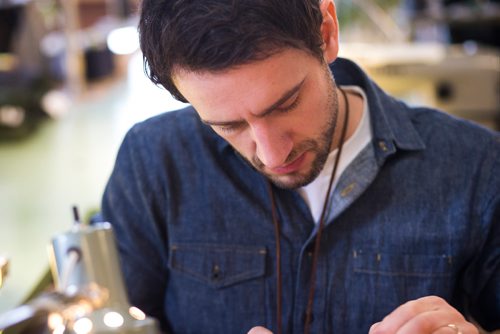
[241,67,339,189]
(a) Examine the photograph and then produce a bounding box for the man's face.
[174,48,339,189]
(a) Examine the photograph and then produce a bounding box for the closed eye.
[216,125,235,133]
[202,78,305,133]
[275,94,301,113]
[214,122,245,134]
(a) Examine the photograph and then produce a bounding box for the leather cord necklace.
[266,87,350,334]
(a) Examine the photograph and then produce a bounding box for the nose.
[251,121,293,169]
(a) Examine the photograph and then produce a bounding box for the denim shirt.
[101,58,500,334]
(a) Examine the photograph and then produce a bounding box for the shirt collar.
[331,57,426,153]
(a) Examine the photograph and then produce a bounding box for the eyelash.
[217,125,237,134]
[277,95,301,113]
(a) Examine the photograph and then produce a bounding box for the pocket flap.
[169,243,267,289]
[352,249,454,277]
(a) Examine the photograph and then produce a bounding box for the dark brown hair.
[139,0,324,102]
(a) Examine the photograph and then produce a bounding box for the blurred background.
[0,0,498,330]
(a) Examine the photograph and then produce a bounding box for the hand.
[369,296,479,334]
[247,326,273,334]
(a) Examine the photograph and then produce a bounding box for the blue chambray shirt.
[101,58,500,334]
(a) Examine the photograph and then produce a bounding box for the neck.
[331,86,364,152]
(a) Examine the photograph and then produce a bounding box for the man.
[101,0,499,333]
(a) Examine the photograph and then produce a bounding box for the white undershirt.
[297,86,372,223]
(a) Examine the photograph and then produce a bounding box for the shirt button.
[211,264,222,281]
[378,140,388,152]
[305,245,314,257]
[340,183,356,197]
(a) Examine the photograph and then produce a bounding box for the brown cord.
[268,87,350,334]
[304,87,350,334]
[267,180,282,334]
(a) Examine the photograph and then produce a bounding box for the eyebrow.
[201,78,305,127]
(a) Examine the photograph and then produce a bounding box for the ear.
[320,0,339,63]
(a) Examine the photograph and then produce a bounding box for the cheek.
[294,85,332,134]
[290,104,327,137]
[313,95,334,129]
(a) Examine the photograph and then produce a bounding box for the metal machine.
[0,210,159,334]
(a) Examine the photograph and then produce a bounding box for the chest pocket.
[166,244,268,332]
[169,243,267,289]
[348,249,457,322]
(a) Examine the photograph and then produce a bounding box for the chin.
[267,172,315,190]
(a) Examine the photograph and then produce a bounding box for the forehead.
[172,48,320,118]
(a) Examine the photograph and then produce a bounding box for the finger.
[369,322,380,333]
[434,326,461,334]
[394,308,466,333]
[433,323,479,334]
[370,296,450,333]
[247,326,274,334]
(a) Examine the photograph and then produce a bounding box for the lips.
[269,152,307,175]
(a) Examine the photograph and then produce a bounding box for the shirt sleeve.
[101,125,170,331]
[464,135,500,331]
